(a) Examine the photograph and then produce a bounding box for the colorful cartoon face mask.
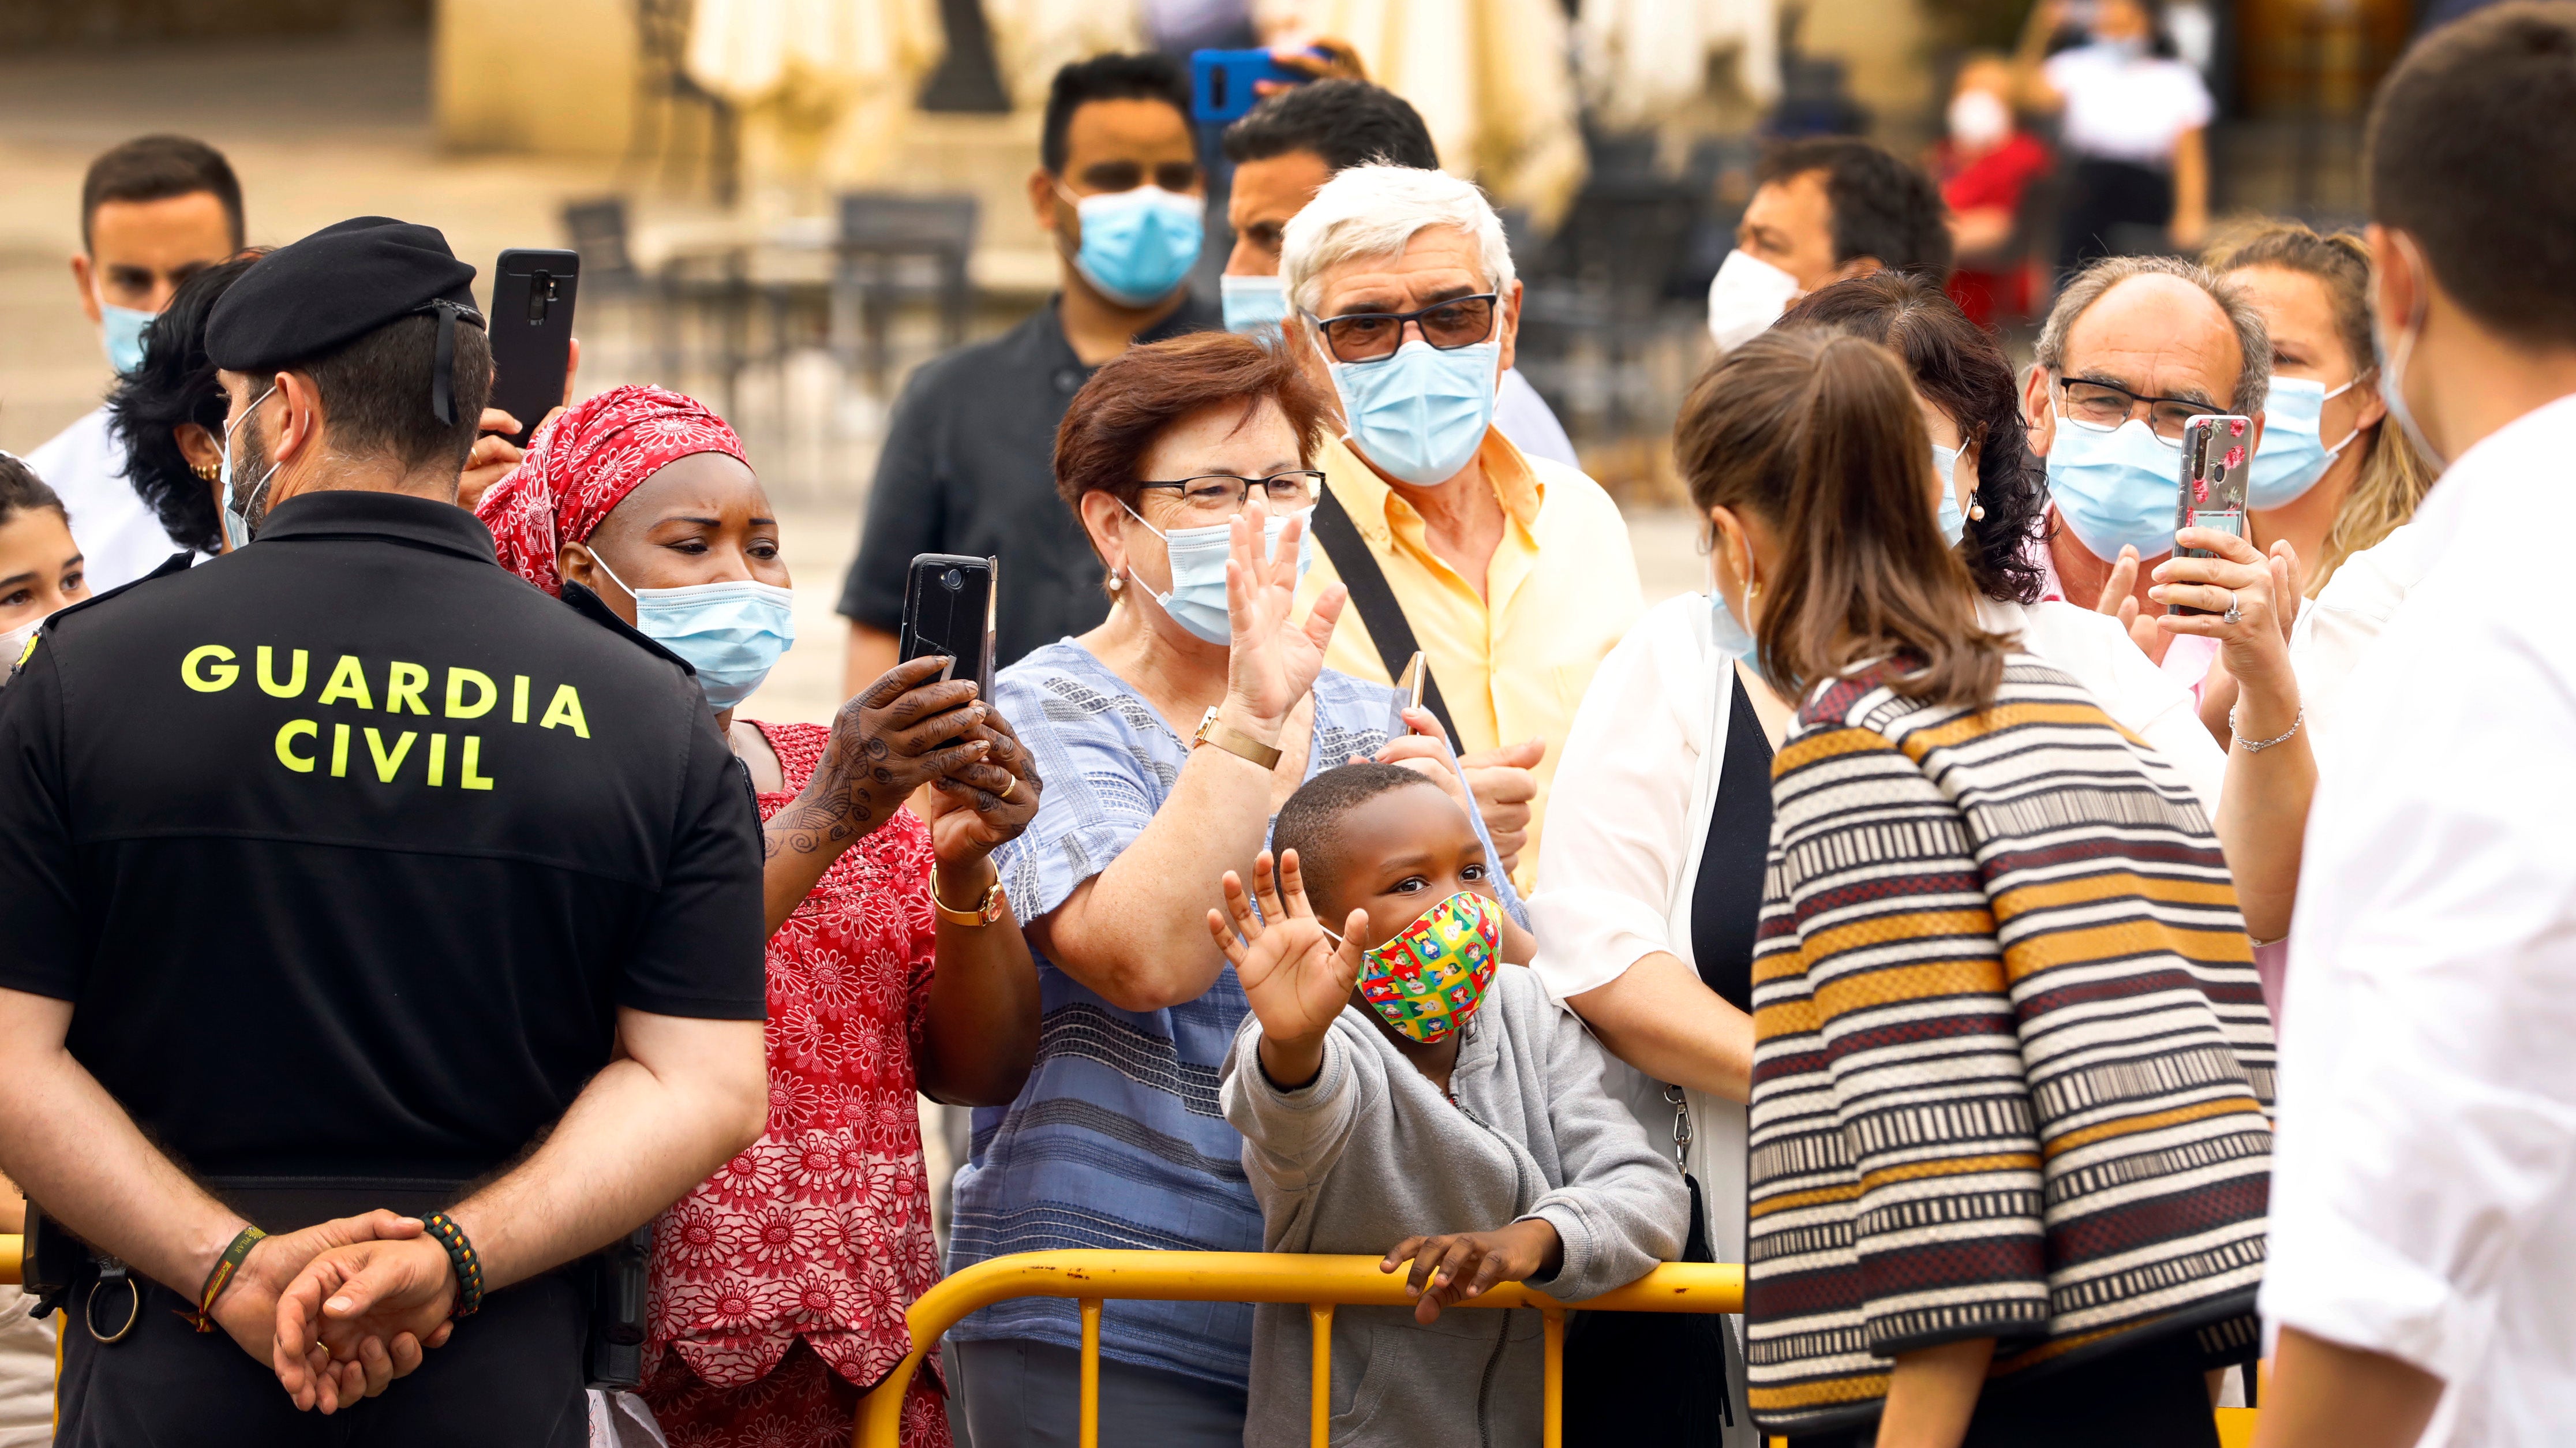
[1353,891,1502,1044]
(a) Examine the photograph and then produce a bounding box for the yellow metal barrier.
[0,1237,18,1288]
[849,1250,1742,1448]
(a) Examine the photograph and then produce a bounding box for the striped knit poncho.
[1743,656,2275,1438]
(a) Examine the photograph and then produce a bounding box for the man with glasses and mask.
[1282,164,1643,885]
[0,217,767,1443]
[838,52,1219,698]
[2021,253,2272,692]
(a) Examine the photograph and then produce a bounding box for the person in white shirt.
[29,136,244,592]
[2257,6,2576,1446]
[2015,0,2214,268]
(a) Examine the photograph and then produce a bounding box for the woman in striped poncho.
[1684,327,2275,1448]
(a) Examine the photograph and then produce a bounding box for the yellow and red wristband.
[190,1225,267,1333]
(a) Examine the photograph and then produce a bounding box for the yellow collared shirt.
[1293,429,1644,887]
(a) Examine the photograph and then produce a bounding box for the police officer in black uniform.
[0,217,769,1444]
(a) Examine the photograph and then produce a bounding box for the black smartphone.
[2169,413,2253,616]
[898,553,998,705]
[488,248,580,448]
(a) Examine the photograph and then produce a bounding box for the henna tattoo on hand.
[863,735,889,759]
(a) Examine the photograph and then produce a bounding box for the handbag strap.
[1310,482,1463,745]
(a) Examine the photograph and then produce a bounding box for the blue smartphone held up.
[1192,48,1307,125]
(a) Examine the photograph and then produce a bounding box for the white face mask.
[1707,250,1804,354]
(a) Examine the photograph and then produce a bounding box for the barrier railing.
[849,1249,1742,1448]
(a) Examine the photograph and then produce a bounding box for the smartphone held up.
[2168,414,2252,616]
[488,248,580,449]
[898,553,999,705]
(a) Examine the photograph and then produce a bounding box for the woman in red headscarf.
[481,386,1042,1448]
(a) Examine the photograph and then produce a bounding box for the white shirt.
[2265,392,2576,1447]
[1493,366,1579,470]
[25,407,192,594]
[2044,42,2214,166]
[2289,521,2430,751]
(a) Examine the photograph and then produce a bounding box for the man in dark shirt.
[0,217,767,1443]
[838,52,1218,694]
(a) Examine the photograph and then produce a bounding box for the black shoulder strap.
[1309,482,1462,744]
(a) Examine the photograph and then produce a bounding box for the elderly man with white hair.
[1283,164,1643,885]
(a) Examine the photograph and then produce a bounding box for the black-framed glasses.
[2053,374,2222,443]
[1306,294,1499,364]
[1137,470,1324,518]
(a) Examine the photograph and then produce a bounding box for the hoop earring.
[193,461,219,481]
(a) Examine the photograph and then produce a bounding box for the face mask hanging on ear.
[1933,441,1973,543]
[219,384,280,552]
[590,554,795,710]
[2373,233,2445,470]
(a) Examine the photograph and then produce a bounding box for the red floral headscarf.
[477,384,748,597]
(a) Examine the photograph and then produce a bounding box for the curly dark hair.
[1779,272,2046,605]
[104,250,264,554]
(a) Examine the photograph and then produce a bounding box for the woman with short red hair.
[943,332,1530,1439]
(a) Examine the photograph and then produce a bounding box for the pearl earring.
[1106,573,1123,593]
[1968,500,1987,521]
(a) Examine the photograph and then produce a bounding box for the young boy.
[1212,762,1687,1448]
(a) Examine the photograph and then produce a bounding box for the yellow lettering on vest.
[275,719,318,772]
[386,662,429,716]
[331,723,351,777]
[426,733,448,787]
[364,728,417,783]
[460,735,496,791]
[181,645,238,693]
[512,674,531,724]
[538,684,590,739]
[445,668,497,720]
[256,646,308,699]
[316,654,375,710]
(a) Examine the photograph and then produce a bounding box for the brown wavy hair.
[1675,326,2010,711]
[2204,218,2435,593]
[1053,331,1332,538]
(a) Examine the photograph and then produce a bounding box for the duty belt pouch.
[24,1202,143,1346]
[585,1223,653,1389]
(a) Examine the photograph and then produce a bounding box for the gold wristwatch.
[930,863,1006,927]
[1194,706,1283,771]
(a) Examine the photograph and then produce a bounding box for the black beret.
[205,216,479,373]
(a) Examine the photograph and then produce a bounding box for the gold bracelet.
[1193,706,1283,770]
[930,863,1005,927]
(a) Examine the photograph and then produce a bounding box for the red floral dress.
[643,721,952,1448]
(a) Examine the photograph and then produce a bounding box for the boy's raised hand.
[1207,850,1366,1090]
[1380,1220,1565,1324]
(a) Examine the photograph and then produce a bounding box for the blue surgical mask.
[100,302,154,376]
[1221,273,1290,336]
[2045,410,2178,562]
[1063,185,1203,306]
[2248,375,2364,510]
[1932,440,1971,543]
[593,555,795,710]
[1323,337,1500,487]
[1122,503,1312,646]
[219,384,280,552]
[2373,233,2444,469]
[1705,549,1757,660]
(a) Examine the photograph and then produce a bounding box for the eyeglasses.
[1306,294,1499,364]
[1062,159,1204,196]
[1136,470,1324,518]
[2054,375,2223,444]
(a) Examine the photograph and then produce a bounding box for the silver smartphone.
[1386,652,1427,739]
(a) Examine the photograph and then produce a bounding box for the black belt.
[200,1175,477,1234]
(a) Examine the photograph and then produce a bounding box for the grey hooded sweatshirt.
[1220,963,1689,1448]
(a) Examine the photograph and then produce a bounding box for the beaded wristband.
[421,1212,485,1319]
[190,1225,267,1333]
